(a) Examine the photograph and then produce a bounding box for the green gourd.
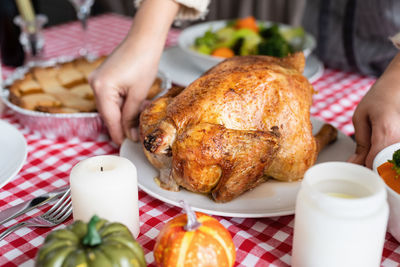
[35,215,146,267]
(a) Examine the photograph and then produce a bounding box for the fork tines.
[42,189,72,223]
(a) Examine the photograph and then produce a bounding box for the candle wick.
[101,166,103,172]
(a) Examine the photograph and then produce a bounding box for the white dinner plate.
[159,46,324,87]
[120,117,355,218]
[0,120,27,189]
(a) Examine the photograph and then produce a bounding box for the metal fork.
[0,189,72,241]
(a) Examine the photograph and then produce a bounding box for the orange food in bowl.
[235,16,259,32]
[211,47,235,58]
[377,162,400,194]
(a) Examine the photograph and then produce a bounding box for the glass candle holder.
[13,14,47,63]
[292,162,389,267]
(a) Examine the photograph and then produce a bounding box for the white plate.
[120,117,355,218]
[159,46,324,87]
[0,120,27,188]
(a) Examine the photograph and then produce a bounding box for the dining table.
[1,13,400,267]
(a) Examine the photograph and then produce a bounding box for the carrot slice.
[211,47,235,58]
[378,162,400,194]
[235,16,259,33]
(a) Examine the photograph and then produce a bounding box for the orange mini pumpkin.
[154,201,236,267]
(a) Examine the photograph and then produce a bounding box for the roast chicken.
[139,53,337,202]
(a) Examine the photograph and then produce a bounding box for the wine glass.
[68,0,95,56]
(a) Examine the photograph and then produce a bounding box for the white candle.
[15,0,36,23]
[70,155,140,238]
[292,162,389,267]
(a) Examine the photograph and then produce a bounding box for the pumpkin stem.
[82,215,102,246]
[180,200,201,231]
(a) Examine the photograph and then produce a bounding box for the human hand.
[89,42,159,145]
[349,75,400,168]
[88,0,179,145]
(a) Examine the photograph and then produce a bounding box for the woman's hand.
[89,0,179,145]
[349,53,400,168]
[89,43,159,145]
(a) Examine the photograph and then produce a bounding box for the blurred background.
[0,0,305,68]
[30,0,135,26]
[3,0,397,75]
[31,0,305,27]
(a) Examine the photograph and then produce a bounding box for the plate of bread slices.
[1,56,170,140]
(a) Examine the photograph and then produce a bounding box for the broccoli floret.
[389,149,400,175]
[280,26,305,42]
[257,24,294,57]
[259,24,280,39]
[194,29,218,49]
[193,44,212,55]
[215,27,236,48]
[232,38,244,55]
[231,28,262,56]
[257,35,293,57]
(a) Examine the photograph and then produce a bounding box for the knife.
[0,186,69,225]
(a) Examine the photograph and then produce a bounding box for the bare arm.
[349,52,400,167]
[89,0,179,145]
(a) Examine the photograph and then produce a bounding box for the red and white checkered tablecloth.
[1,13,400,267]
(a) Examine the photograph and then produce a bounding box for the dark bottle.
[0,0,25,67]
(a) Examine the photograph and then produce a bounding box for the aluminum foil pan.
[0,56,171,140]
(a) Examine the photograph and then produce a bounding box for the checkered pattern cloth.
[1,13,399,267]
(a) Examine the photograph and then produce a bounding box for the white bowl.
[178,20,316,72]
[373,142,400,243]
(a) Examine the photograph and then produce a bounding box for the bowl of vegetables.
[373,143,400,243]
[178,16,316,72]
